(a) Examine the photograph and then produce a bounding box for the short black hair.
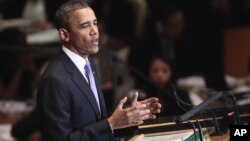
[54,0,93,29]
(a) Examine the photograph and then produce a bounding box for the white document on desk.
[138,131,194,141]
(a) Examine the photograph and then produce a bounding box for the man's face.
[62,8,99,57]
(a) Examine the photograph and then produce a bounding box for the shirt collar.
[62,46,88,74]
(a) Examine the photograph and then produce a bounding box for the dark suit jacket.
[36,50,117,141]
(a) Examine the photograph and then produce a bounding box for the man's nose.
[90,24,98,35]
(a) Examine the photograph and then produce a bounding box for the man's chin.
[90,47,99,54]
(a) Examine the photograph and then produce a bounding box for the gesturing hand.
[107,92,161,130]
[131,92,161,114]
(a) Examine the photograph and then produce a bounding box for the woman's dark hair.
[149,54,174,70]
[148,54,175,83]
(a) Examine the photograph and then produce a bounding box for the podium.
[129,128,212,141]
[128,104,250,141]
[128,119,230,141]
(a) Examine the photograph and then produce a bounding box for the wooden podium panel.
[224,27,250,77]
[127,105,250,141]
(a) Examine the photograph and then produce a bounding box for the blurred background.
[0,0,249,141]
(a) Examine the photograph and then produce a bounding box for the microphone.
[171,85,193,111]
[176,92,224,124]
[222,91,241,125]
[175,92,224,141]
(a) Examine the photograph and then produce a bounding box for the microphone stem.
[196,119,204,141]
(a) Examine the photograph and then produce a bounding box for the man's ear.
[58,28,69,42]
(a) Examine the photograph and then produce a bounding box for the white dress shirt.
[62,46,89,83]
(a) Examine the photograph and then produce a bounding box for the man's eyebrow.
[79,19,97,26]
[79,21,90,26]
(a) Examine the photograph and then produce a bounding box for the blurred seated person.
[154,2,196,80]
[0,28,39,100]
[10,50,50,141]
[155,2,185,62]
[11,107,41,141]
[155,1,229,91]
[128,2,187,90]
[144,56,192,117]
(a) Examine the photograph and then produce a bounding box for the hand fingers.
[127,108,150,117]
[131,91,139,107]
[127,105,159,120]
[131,120,144,126]
[149,102,162,114]
[128,110,157,125]
[151,107,161,114]
[126,109,149,125]
[117,96,127,109]
[123,97,161,126]
[140,97,159,105]
[116,105,159,128]
[136,101,161,114]
[127,103,147,113]
[127,101,161,115]
[138,113,156,121]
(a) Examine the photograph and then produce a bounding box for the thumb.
[132,91,139,107]
[117,96,127,109]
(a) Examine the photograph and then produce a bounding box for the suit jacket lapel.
[72,70,101,119]
[59,51,101,119]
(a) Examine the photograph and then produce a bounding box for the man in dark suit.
[36,0,161,141]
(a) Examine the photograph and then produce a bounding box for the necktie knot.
[84,60,91,74]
